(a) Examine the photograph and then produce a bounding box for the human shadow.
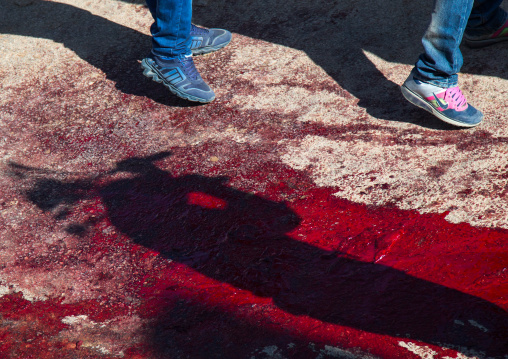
[148,297,320,359]
[9,153,508,357]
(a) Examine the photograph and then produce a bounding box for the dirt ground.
[0,0,507,358]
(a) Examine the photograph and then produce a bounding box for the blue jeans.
[145,0,192,58]
[414,0,507,87]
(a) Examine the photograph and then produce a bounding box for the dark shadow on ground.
[9,153,508,357]
[2,0,506,128]
[147,298,326,359]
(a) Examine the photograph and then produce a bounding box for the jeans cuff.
[412,69,459,88]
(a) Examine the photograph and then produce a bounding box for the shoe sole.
[141,59,215,103]
[191,39,231,56]
[464,37,508,48]
[401,85,482,128]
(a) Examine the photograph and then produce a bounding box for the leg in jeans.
[467,0,507,37]
[141,0,215,102]
[464,0,508,46]
[141,0,231,103]
[414,0,507,86]
[413,0,474,87]
[145,0,192,59]
[400,0,493,127]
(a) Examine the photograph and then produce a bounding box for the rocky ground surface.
[0,0,507,358]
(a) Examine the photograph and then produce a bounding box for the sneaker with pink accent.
[401,74,483,127]
[464,18,508,48]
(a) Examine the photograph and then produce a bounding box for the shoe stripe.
[427,99,446,111]
[167,72,183,82]
[160,68,177,76]
[497,27,508,38]
[159,68,185,83]
[424,91,451,112]
[432,93,449,111]
[492,22,508,38]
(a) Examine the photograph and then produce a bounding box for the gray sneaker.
[141,54,215,103]
[401,74,483,127]
[190,24,232,56]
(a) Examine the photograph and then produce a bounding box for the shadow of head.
[113,151,173,173]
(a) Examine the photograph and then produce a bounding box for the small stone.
[44,149,51,154]
[210,156,219,162]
